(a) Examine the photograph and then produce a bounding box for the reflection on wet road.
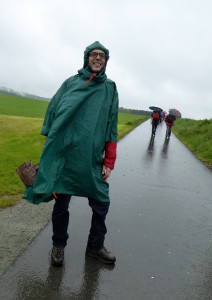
[0,120,212,300]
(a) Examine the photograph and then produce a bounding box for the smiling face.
[88,49,106,73]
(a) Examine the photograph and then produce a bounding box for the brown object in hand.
[16,161,39,187]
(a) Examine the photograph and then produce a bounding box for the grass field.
[118,113,148,139]
[0,94,148,207]
[0,94,48,118]
[172,118,212,167]
[0,115,44,205]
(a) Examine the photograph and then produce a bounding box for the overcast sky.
[0,0,212,119]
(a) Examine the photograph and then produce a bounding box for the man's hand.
[102,165,112,181]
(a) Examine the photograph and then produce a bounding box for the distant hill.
[0,86,50,102]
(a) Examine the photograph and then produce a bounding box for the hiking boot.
[86,247,116,264]
[51,246,64,266]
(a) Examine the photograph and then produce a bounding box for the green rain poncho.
[23,41,119,204]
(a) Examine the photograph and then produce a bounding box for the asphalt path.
[0,120,212,300]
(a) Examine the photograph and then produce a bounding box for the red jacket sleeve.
[104,142,117,170]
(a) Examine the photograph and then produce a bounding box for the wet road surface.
[0,120,212,300]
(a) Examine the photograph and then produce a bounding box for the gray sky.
[1,0,212,119]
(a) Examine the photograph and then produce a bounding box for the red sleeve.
[103,142,117,170]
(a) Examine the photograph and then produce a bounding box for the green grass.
[172,118,212,167]
[118,113,148,139]
[0,115,44,207]
[0,94,48,118]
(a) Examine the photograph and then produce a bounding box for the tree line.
[119,107,151,116]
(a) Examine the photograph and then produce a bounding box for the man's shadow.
[71,256,115,300]
[16,256,115,300]
[15,264,65,300]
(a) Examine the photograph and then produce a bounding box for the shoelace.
[56,248,64,255]
[51,246,64,256]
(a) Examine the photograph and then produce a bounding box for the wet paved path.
[0,120,212,300]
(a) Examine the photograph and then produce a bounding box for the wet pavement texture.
[0,120,212,300]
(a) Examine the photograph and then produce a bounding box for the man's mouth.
[93,62,101,67]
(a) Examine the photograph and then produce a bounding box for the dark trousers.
[52,194,110,250]
[152,120,158,135]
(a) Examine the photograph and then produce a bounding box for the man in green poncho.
[25,41,119,265]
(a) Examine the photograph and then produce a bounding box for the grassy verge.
[0,113,148,208]
[172,118,212,168]
[118,113,148,139]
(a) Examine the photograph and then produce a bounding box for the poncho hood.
[83,41,110,68]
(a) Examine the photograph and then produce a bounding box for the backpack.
[152,112,159,121]
[167,115,175,123]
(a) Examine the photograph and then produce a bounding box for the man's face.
[88,49,106,73]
